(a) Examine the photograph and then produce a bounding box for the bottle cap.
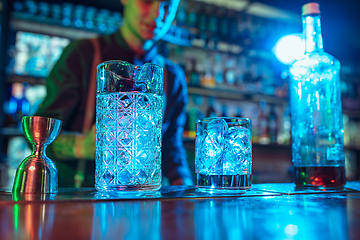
[302,2,320,16]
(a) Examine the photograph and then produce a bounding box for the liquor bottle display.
[290,3,346,189]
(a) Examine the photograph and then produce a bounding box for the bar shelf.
[187,86,287,106]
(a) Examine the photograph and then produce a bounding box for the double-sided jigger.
[12,116,62,195]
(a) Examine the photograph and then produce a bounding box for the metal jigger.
[12,116,62,195]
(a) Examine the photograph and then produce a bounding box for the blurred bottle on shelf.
[195,51,205,78]
[38,2,50,21]
[236,55,247,90]
[213,53,224,87]
[340,80,349,99]
[345,150,357,180]
[343,115,350,147]
[240,15,252,47]
[258,100,270,144]
[249,16,261,49]
[260,64,275,95]
[200,53,216,88]
[268,104,278,144]
[228,9,239,45]
[221,104,228,117]
[188,59,200,86]
[62,3,73,26]
[249,61,261,93]
[186,0,198,33]
[224,55,237,86]
[96,9,111,32]
[13,1,24,18]
[200,73,215,88]
[84,6,97,30]
[251,105,259,143]
[12,0,121,34]
[4,83,30,128]
[253,17,266,49]
[281,105,291,145]
[343,115,360,149]
[175,0,187,28]
[197,2,208,44]
[73,4,85,28]
[206,97,217,118]
[24,0,38,20]
[218,6,229,43]
[207,4,219,49]
[51,3,62,23]
[234,107,243,118]
[185,95,204,138]
[242,67,254,93]
[109,11,122,32]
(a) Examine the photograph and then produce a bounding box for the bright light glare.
[274,34,304,65]
[284,224,299,237]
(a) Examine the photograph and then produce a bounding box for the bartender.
[35,0,193,187]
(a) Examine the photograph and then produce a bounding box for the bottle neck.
[303,14,324,53]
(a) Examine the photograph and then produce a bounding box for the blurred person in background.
[35,0,193,187]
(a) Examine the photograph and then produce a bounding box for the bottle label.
[326,144,343,161]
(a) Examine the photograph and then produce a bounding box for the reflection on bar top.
[1,182,359,203]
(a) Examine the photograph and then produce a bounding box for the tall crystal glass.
[95,60,163,192]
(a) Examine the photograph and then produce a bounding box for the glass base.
[95,184,161,192]
[294,184,345,190]
[196,186,250,194]
[196,173,252,193]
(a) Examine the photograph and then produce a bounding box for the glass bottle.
[228,9,239,44]
[197,2,207,41]
[234,107,242,118]
[207,4,219,49]
[258,100,269,144]
[282,106,291,145]
[218,6,229,42]
[206,97,217,118]
[186,0,197,32]
[221,104,227,117]
[268,104,278,144]
[289,3,345,189]
[175,0,187,28]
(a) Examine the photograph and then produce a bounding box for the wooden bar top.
[1,182,360,240]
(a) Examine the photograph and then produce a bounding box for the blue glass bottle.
[289,3,345,189]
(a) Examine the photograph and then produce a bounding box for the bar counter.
[1,182,360,240]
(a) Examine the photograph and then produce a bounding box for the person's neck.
[120,27,146,56]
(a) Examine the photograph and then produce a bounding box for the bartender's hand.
[74,124,96,160]
[51,124,96,160]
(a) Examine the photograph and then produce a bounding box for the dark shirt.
[36,30,192,186]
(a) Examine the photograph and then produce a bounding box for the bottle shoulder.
[290,52,341,79]
[291,51,340,69]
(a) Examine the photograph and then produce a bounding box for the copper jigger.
[12,116,62,195]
